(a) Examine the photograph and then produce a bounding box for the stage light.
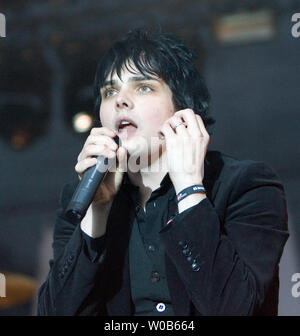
[214,9,275,45]
[0,92,48,150]
[0,47,50,150]
[10,129,30,150]
[72,112,93,133]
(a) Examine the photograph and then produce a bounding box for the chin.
[121,136,144,156]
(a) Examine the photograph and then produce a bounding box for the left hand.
[158,109,210,194]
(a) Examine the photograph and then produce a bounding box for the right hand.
[75,127,127,207]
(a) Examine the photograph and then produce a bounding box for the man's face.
[99,64,175,166]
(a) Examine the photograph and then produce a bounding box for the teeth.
[119,120,132,130]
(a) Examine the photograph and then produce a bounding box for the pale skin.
[76,65,210,238]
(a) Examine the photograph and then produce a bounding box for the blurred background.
[0,0,299,315]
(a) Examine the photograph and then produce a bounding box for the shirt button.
[151,271,160,283]
[153,202,156,207]
[191,262,201,272]
[182,248,192,257]
[186,255,193,263]
[156,303,166,312]
[148,245,156,252]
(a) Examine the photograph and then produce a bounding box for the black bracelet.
[177,185,206,202]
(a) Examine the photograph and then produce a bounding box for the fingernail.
[158,132,164,140]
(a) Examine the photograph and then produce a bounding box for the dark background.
[0,0,299,315]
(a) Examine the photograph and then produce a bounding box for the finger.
[116,147,128,172]
[85,134,119,150]
[90,127,116,137]
[167,116,188,136]
[79,128,117,161]
[175,109,201,137]
[75,149,116,176]
[109,147,127,190]
[75,157,98,175]
[81,144,116,161]
[79,136,118,162]
[159,122,176,139]
[195,115,210,140]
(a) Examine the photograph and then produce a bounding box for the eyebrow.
[102,75,159,88]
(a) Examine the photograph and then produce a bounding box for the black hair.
[93,28,215,130]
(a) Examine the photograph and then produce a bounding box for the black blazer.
[37,151,289,316]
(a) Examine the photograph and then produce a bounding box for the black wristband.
[177,185,206,202]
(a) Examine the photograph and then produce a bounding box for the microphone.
[65,135,120,221]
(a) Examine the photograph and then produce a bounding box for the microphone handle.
[65,156,112,221]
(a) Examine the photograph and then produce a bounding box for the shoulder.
[205,150,285,198]
[206,150,282,183]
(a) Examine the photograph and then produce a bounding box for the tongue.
[119,125,137,132]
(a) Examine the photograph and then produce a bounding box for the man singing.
[38,28,289,316]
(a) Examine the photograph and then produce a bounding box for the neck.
[127,149,168,207]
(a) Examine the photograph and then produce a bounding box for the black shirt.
[82,172,179,315]
[125,172,178,315]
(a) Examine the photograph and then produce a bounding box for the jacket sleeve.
[160,161,289,315]
[37,182,108,316]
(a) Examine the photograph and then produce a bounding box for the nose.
[115,91,134,110]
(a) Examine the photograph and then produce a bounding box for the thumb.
[116,146,128,173]
[113,146,127,190]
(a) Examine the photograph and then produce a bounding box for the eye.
[103,88,117,98]
[138,85,152,93]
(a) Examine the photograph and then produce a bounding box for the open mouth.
[116,119,138,138]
